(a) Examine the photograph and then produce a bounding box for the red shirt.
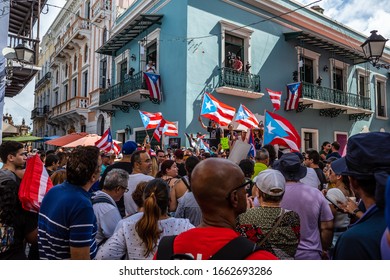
[160,227,278,260]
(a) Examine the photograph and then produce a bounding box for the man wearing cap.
[275,153,334,260]
[98,140,138,217]
[332,132,389,260]
[237,169,300,259]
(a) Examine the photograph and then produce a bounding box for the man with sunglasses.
[157,158,277,259]
[92,169,129,247]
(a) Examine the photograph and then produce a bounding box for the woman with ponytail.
[95,178,194,259]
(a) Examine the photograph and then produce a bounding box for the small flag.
[153,119,165,142]
[144,72,162,102]
[200,92,236,126]
[235,104,259,129]
[266,88,282,111]
[248,130,256,157]
[285,82,302,111]
[139,110,163,129]
[162,120,178,136]
[113,142,121,155]
[95,128,113,152]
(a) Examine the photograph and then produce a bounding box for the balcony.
[300,82,372,115]
[216,67,263,99]
[35,72,52,91]
[31,108,45,119]
[53,18,91,59]
[98,71,150,111]
[91,0,111,23]
[50,97,89,125]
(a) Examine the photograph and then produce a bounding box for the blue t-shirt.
[38,181,97,259]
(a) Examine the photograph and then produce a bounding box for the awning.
[96,14,163,56]
[284,31,367,65]
[45,132,89,147]
[2,135,43,142]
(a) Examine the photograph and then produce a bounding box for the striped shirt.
[38,181,97,259]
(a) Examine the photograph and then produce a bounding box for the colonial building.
[96,0,390,151]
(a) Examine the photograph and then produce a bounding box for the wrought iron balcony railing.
[219,67,261,92]
[31,107,45,119]
[301,82,371,110]
[99,71,147,105]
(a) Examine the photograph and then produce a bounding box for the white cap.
[255,169,286,196]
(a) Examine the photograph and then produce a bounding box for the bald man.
[157,158,277,260]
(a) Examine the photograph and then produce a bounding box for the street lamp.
[361,30,389,69]
[14,42,35,64]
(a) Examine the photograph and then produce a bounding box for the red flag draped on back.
[18,155,54,212]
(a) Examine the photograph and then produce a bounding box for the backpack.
[91,195,117,248]
[155,235,260,260]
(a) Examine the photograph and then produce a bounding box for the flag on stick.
[200,92,236,126]
[95,128,113,152]
[235,104,259,129]
[285,82,302,111]
[139,110,163,129]
[264,111,301,152]
[266,88,282,111]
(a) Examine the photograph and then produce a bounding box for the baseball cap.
[255,169,286,196]
[121,141,137,155]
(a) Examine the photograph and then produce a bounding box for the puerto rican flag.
[263,111,301,152]
[139,110,163,129]
[266,88,282,111]
[285,82,302,111]
[235,104,259,129]
[247,129,256,157]
[200,92,236,126]
[95,128,113,152]
[112,142,121,155]
[18,155,53,212]
[144,72,162,102]
[153,118,178,142]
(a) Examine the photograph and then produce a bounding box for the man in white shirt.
[124,150,154,215]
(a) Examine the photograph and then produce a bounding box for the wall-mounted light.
[125,125,131,135]
[131,54,136,61]
[323,65,329,72]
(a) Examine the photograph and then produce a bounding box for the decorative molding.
[319,108,346,118]
[348,113,371,121]
[296,102,313,113]
[112,105,130,113]
[122,101,140,110]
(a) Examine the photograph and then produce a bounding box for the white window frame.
[329,58,349,91]
[374,74,388,119]
[220,20,253,67]
[356,67,370,97]
[114,49,129,83]
[301,128,319,152]
[296,47,321,83]
[140,28,161,72]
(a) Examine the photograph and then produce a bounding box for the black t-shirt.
[314,167,327,190]
[207,126,222,148]
[0,178,37,260]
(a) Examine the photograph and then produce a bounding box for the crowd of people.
[0,128,389,260]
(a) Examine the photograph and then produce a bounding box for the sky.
[4,0,390,128]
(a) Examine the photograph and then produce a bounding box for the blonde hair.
[50,169,67,185]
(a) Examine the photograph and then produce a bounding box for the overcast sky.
[4,0,390,128]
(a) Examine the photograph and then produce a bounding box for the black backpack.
[156,235,260,260]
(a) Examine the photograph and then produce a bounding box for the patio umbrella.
[2,135,43,142]
[63,134,121,148]
[45,132,89,146]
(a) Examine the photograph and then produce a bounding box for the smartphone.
[325,196,344,212]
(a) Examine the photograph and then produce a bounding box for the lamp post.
[361,30,389,69]
[14,42,35,64]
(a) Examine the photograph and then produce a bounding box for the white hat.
[255,169,286,196]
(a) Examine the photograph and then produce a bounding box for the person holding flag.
[198,116,223,150]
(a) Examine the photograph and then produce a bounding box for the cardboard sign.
[228,140,251,164]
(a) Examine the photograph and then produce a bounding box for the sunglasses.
[226,179,252,199]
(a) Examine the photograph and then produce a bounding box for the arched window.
[97,114,105,135]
